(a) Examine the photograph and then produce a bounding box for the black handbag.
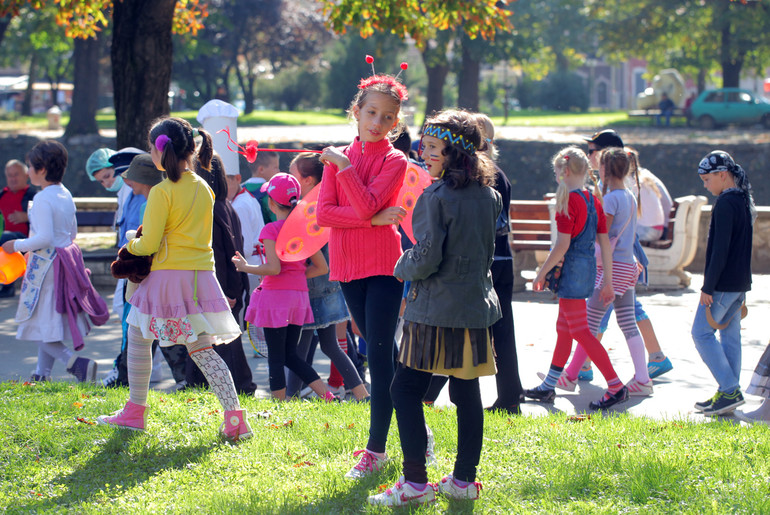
[544,265,562,293]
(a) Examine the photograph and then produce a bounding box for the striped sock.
[606,377,623,395]
[537,365,564,391]
[127,326,153,406]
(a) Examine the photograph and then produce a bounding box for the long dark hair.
[148,117,212,182]
[422,110,496,189]
[195,154,227,202]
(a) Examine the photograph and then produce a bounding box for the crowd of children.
[2,62,764,507]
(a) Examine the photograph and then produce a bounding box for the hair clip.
[217,127,320,163]
[564,155,570,161]
[155,135,170,152]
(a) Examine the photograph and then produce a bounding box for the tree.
[64,35,101,137]
[321,0,512,119]
[588,0,770,89]
[1,0,208,145]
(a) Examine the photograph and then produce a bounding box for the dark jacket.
[395,179,502,329]
[212,199,250,314]
[702,190,752,294]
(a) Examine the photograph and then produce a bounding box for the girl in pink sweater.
[317,73,409,480]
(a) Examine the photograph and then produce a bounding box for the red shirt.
[555,190,607,238]
[0,186,32,236]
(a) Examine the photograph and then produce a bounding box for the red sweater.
[317,137,407,282]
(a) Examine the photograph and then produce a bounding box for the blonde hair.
[472,112,499,162]
[553,146,593,216]
[624,147,644,215]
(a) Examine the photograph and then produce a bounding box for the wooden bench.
[640,195,707,288]
[509,200,553,291]
[628,108,689,126]
[74,197,119,287]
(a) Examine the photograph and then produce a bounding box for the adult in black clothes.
[423,113,524,414]
[186,155,257,395]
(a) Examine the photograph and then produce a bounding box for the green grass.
[0,109,663,133]
[2,382,769,514]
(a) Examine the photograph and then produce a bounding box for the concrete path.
[0,274,767,422]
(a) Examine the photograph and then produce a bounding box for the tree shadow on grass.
[16,429,217,513]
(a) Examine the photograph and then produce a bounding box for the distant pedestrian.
[657,92,676,127]
[2,141,108,383]
[692,151,755,417]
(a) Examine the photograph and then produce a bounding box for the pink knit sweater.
[317,137,407,282]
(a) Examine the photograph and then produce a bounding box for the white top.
[637,181,665,227]
[230,177,266,266]
[14,183,77,253]
[603,188,637,264]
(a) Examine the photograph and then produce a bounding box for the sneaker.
[299,386,315,399]
[578,367,594,382]
[344,449,389,480]
[625,378,654,396]
[367,477,436,506]
[29,374,51,382]
[694,392,718,412]
[220,409,253,441]
[425,425,437,467]
[535,371,577,392]
[66,356,97,383]
[524,387,556,403]
[647,357,673,379]
[328,384,346,400]
[589,386,629,410]
[96,400,147,431]
[101,367,119,388]
[702,389,745,416]
[438,474,483,500]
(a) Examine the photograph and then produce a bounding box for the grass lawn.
[0,109,660,133]
[2,381,769,514]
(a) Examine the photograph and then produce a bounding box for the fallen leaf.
[73,402,84,408]
[76,417,96,425]
[347,423,355,429]
[293,461,315,467]
[568,415,591,423]
[378,484,388,492]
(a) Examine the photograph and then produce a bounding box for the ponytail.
[148,116,199,183]
[196,128,213,172]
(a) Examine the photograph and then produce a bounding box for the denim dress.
[558,191,597,300]
[304,245,350,330]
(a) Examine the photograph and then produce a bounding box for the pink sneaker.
[96,400,147,431]
[438,474,483,500]
[555,372,577,392]
[220,409,253,442]
[344,449,389,479]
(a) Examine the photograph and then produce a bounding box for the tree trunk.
[65,36,100,138]
[21,53,37,116]
[457,43,480,112]
[112,0,175,150]
[421,39,450,122]
[718,0,743,88]
[233,65,254,115]
[0,14,12,49]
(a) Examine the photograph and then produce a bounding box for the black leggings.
[264,325,321,392]
[340,275,402,453]
[391,364,484,483]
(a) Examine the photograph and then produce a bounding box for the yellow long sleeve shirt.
[127,171,215,271]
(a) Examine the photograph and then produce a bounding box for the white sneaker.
[367,476,436,506]
[101,367,119,388]
[438,474,483,500]
[425,425,437,466]
[344,449,389,480]
[555,372,577,392]
[625,378,654,396]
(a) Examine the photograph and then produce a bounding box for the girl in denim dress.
[525,147,629,410]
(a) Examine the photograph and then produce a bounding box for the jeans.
[692,291,745,393]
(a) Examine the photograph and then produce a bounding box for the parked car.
[690,87,770,129]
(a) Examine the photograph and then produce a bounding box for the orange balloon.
[397,162,433,243]
[0,248,26,285]
[275,183,329,262]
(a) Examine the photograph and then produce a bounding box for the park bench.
[74,197,119,287]
[640,194,707,289]
[628,108,689,126]
[509,199,553,291]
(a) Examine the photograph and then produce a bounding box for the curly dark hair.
[421,110,496,189]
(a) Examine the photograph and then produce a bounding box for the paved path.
[1,274,767,421]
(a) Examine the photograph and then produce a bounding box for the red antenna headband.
[358,56,409,101]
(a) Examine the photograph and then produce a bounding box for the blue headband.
[423,124,476,154]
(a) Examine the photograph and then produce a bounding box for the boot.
[96,400,147,431]
[220,409,253,442]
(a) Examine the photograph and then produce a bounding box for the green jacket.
[395,179,502,329]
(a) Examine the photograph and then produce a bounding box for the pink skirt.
[595,261,640,297]
[127,270,240,346]
[245,287,313,328]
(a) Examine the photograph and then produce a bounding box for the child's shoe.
[438,474,483,500]
[66,356,97,383]
[367,476,436,506]
[101,367,120,388]
[555,372,577,392]
[694,392,718,412]
[589,386,629,410]
[702,389,744,416]
[344,449,389,479]
[578,367,594,382]
[29,374,51,382]
[625,378,654,396]
[96,400,147,431]
[220,409,253,441]
[524,387,556,403]
[647,357,673,379]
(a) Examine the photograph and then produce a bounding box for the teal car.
[690,88,770,129]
